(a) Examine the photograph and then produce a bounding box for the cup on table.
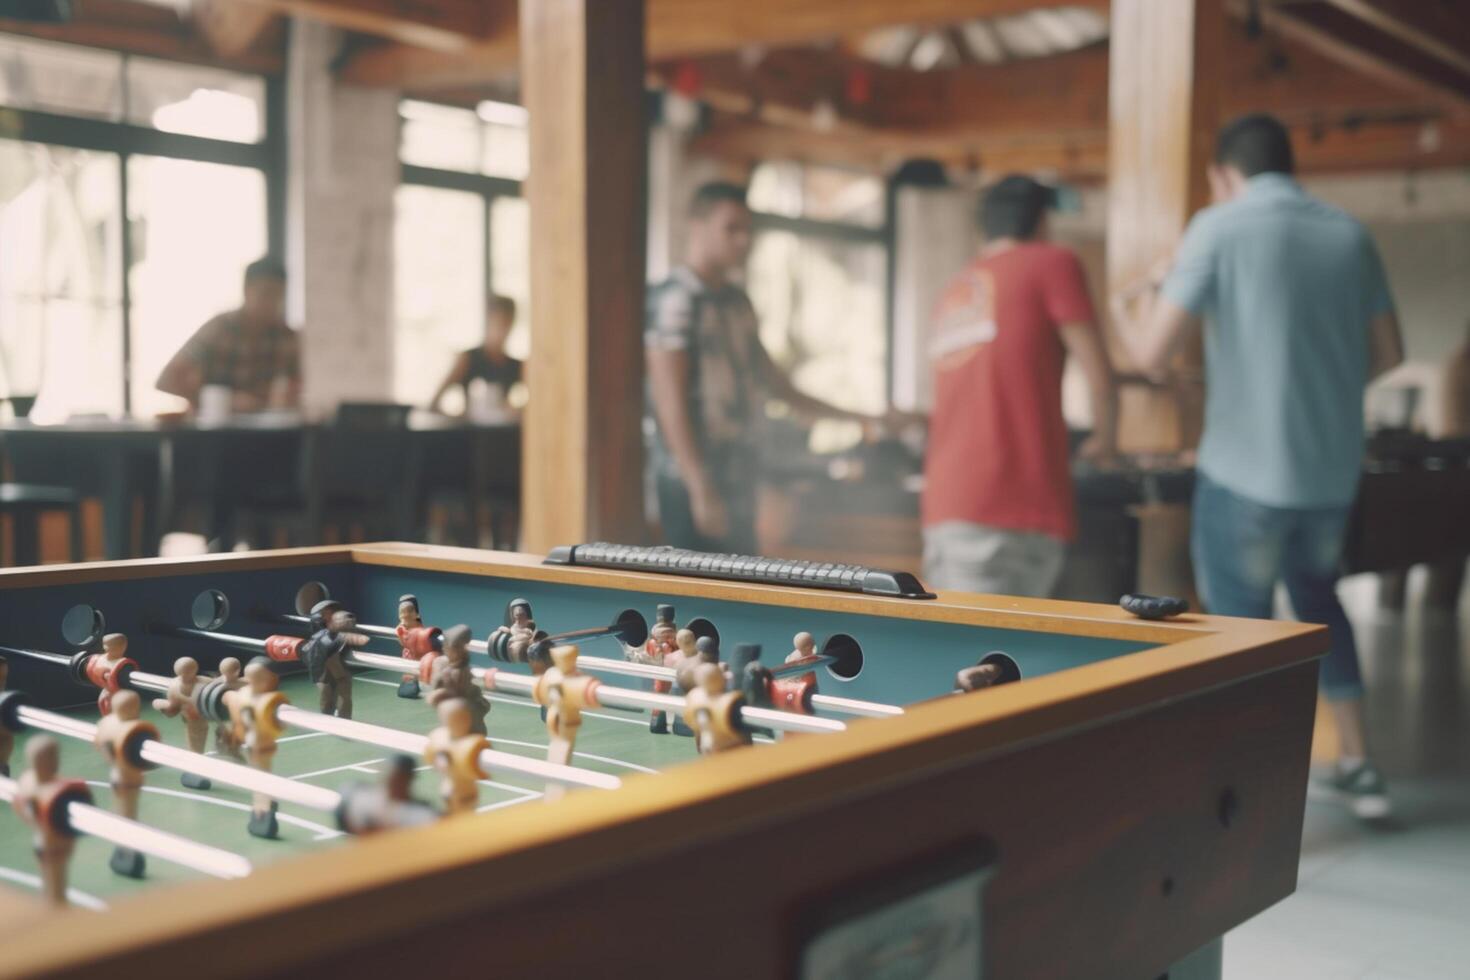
[198,385,232,423]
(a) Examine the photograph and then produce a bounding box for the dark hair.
[244,256,286,285]
[1215,113,1294,177]
[398,594,419,612]
[487,294,516,320]
[689,181,749,219]
[978,175,1056,240]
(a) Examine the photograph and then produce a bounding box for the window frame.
[399,163,523,314]
[748,177,898,409]
[0,52,283,416]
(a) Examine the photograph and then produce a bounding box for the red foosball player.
[152,656,213,790]
[533,644,597,802]
[11,737,91,907]
[337,755,439,834]
[683,663,752,755]
[428,625,490,735]
[395,594,443,700]
[423,699,489,816]
[88,633,136,715]
[224,658,288,839]
[212,657,246,761]
[640,604,679,734]
[303,601,369,718]
[0,656,11,778]
[93,690,159,878]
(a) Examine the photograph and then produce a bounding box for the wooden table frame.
[0,543,1323,980]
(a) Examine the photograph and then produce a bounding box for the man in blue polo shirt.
[1132,114,1404,820]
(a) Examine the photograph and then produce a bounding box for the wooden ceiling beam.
[228,0,508,52]
[1256,0,1470,108]
[0,0,284,74]
[340,0,1106,90]
[1319,0,1470,77]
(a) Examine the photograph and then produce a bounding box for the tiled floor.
[1224,571,1470,980]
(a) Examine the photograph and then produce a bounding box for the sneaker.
[1312,761,1391,820]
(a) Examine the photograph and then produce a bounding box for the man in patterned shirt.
[645,183,877,553]
[156,257,300,412]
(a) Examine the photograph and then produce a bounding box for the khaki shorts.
[921,521,1065,598]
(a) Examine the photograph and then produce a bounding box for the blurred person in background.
[920,175,1118,598]
[156,257,299,413]
[644,181,881,554]
[1131,113,1404,819]
[430,294,524,418]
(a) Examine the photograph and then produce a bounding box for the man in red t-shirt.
[921,176,1117,597]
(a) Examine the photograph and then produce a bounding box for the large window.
[745,163,892,443]
[394,99,528,410]
[0,36,274,421]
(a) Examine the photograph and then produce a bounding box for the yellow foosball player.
[223,658,288,838]
[93,690,160,878]
[532,644,597,801]
[683,662,753,756]
[427,625,490,734]
[152,656,213,789]
[11,737,91,907]
[423,699,489,816]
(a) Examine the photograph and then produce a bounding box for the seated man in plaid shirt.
[156,257,301,413]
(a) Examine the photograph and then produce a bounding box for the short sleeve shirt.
[643,267,769,480]
[1162,174,1396,508]
[920,243,1098,541]
[178,312,300,404]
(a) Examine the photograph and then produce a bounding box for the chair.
[0,483,83,566]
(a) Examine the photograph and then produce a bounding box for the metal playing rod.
[0,776,252,880]
[268,612,638,659]
[12,705,342,813]
[570,653,904,719]
[143,629,622,791]
[345,650,849,735]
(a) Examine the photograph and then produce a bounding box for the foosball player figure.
[153,656,212,789]
[225,657,288,838]
[672,635,720,738]
[88,633,136,715]
[212,657,246,760]
[423,699,489,816]
[640,604,679,734]
[93,690,158,877]
[12,737,90,907]
[489,598,549,671]
[428,625,490,734]
[683,663,752,756]
[727,643,775,739]
[0,655,11,777]
[395,594,443,700]
[955,662,1003,693]
[337,754,439,834]
[533,644,596,802]
[302,600,368,718]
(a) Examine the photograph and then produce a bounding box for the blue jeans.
[1192,473,1363,701]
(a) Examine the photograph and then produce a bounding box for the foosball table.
[0,543,1323,979]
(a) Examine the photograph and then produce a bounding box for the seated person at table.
[920,175,1117,598]
[156,257,300,413]
[429,295,524,418]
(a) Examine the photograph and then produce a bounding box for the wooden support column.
[519,0,648,553]
[1106,0,1223,454]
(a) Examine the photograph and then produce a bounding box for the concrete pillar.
[285,17,399,419]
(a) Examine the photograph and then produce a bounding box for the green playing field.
[2,666,707,908]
